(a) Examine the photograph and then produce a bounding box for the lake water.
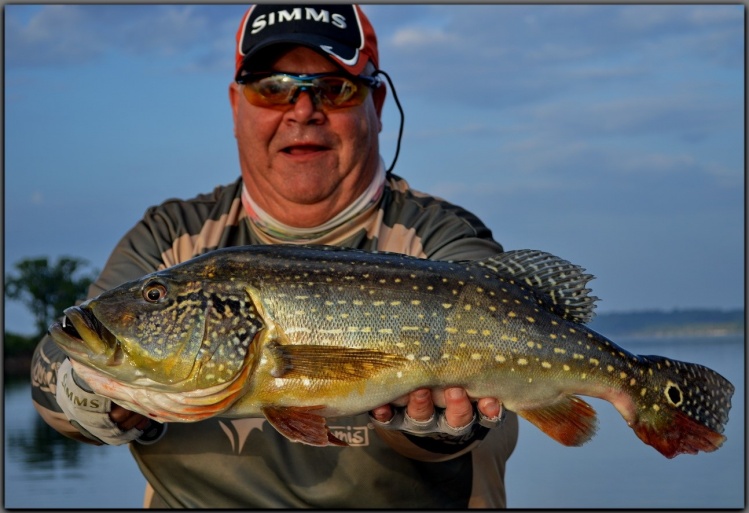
[4,335,744,509]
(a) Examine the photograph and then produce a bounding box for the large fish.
[49,245,734,457]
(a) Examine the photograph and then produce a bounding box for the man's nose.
[287,88,324,123]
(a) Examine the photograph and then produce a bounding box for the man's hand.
[55,358,165,445]
[110,404,151,431]
[369,387,503,437]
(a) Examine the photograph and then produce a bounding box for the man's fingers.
[443,387,474,429]
[370,404,393,423]
[406,388,434,421]
[477,397,501,420]
[109,404,149,431]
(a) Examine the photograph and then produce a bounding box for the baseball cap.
[235,4,379,81]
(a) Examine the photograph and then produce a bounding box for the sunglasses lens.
[316,77,363,107]
[241,74,371,109]
[244,75,295,106]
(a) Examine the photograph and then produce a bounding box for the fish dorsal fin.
[476,250,599,324]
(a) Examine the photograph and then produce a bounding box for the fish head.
[49,265,263,392]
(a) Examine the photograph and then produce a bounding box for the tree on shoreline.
[5,256,98,341]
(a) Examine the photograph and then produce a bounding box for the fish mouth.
[49,306,124,366]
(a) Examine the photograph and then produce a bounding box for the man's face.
[230,46,384,228]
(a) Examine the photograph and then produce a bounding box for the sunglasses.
[237,72,382,110]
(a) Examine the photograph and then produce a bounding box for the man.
[31,4,518,508]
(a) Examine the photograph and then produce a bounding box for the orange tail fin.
[632,408,727,458]
[632,355,733,458]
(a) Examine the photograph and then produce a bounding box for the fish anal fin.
[262,405,347,447]
[268,342,406,381]
[632,409,727,459]
[517,395,598,446]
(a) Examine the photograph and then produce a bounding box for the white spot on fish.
[286,327,312,334]
[319,329,343,335]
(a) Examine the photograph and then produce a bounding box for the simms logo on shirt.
[328,425,369,446]
[219,419,371,453]
[251,8,347,35]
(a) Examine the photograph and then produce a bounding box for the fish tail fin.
[631,355,734,458]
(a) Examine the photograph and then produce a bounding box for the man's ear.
[372,84,387,122]
[228,82,240,137]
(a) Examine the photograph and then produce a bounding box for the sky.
[4,4,745,335]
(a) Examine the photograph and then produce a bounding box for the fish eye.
[143,282,167,303]
[664,381,683,407]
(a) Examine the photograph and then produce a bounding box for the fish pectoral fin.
[262,405,348,447]
[517,395,598,446]
[268,342,406,380]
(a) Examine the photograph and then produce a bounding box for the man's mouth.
[282,144,328,155]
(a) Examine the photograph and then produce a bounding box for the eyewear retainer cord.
[374,69,404,175]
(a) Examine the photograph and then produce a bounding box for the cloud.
[525,92,736,141]
[5,5,246,72]
[391,26,458,47]
[5,5,105,66]
[370,4,742,111]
